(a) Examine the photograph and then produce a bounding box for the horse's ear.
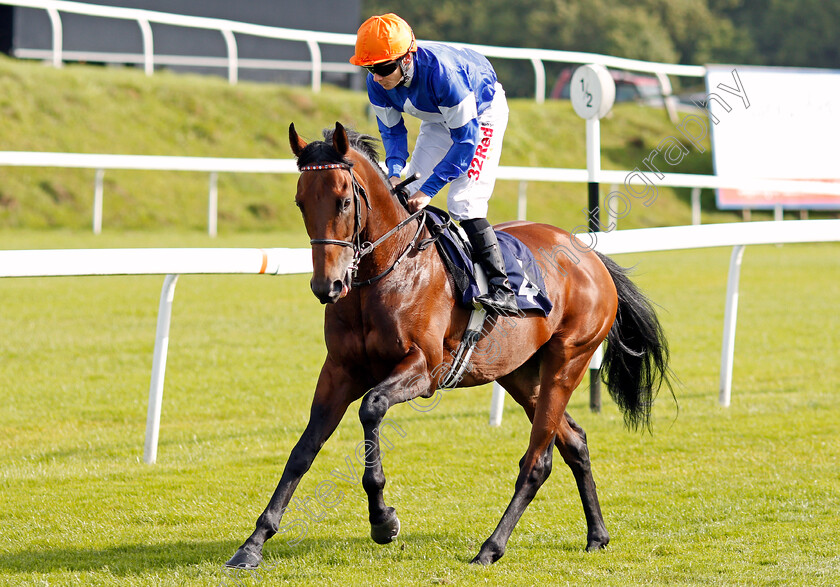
[332,122,349,156]
[289,123,307,157]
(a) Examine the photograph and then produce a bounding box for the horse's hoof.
[225,546,263,569]
[586,532,610,552]
[370,507,400,544]
[470,542,505,565]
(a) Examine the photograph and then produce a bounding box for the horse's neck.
[360,168,410,242]
[355,166,429,279]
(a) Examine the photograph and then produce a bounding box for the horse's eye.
[340,198,352,212]
[295,200,303,213]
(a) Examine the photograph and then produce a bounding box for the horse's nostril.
[310,278,344,304]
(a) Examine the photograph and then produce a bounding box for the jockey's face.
[373,65,403,90]
[372,54,409,90]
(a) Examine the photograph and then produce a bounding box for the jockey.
[350,13,518,315]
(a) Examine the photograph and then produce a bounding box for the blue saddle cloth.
[425,207,553,316]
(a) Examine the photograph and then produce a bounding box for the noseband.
[299,161,427,288]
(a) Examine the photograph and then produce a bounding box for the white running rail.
[2,220,838,460]
[4,151,840,236]
[0,247,313,464]
[4,0,705,99]
[486,219,840,425]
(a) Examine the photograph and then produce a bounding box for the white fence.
[0,151,299,236]
[485,220,840,424]
[0,247,313,464]
[3,151,840,236]
[4,0,705,101]
[5,0,357,90]
[2,220,837,462]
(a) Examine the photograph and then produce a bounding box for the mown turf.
[1,48,838,587]
[0,228,837,586]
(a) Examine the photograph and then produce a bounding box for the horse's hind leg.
[557,412,609,550]
[472,341,595,565]
[499,369,610,552]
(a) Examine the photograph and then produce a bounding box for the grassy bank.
[0,54,761,239]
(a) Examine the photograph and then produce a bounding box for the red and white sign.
[706,65,840,210]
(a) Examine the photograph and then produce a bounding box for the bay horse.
[226,122,672,568]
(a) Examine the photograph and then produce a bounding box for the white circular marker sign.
[570,64,616,120]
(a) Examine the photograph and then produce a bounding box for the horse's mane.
[296,127,388,183]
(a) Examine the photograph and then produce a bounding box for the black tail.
[597,252,674,431]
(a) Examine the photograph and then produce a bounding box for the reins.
[299,161,429,288]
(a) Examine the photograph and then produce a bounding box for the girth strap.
[438,265,491,389]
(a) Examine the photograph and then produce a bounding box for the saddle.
[422,206,553,316]
[420,205,474,300]
[419,206,553,389]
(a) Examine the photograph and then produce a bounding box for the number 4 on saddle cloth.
[423,206,553,317]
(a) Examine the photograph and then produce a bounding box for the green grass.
[1,229,838,586]
[5,54,827,237]
[1,54,838,586]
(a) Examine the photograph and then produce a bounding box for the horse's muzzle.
[310,270,352,304]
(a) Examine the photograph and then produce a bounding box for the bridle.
[299,161,428,288]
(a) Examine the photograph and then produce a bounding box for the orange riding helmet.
[349,13,417,66]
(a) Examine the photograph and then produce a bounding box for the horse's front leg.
[226,358,361,569]
[358,349,432,544]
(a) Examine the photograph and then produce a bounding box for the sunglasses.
[362,60,401,77]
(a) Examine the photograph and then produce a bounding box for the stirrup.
[474,291,519,315]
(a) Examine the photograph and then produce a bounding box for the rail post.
[719,245,746,407]
[137,18,154,76]
[46,6,63,68]
[221,29,238,84]
[208,172,218,237]
[144,274,179,464]
[93,169,104,234]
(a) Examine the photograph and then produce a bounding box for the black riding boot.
[461,219,519,315]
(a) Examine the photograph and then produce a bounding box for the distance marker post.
[570,64,615,412]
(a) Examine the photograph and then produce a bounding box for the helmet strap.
[398,53,414,87]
